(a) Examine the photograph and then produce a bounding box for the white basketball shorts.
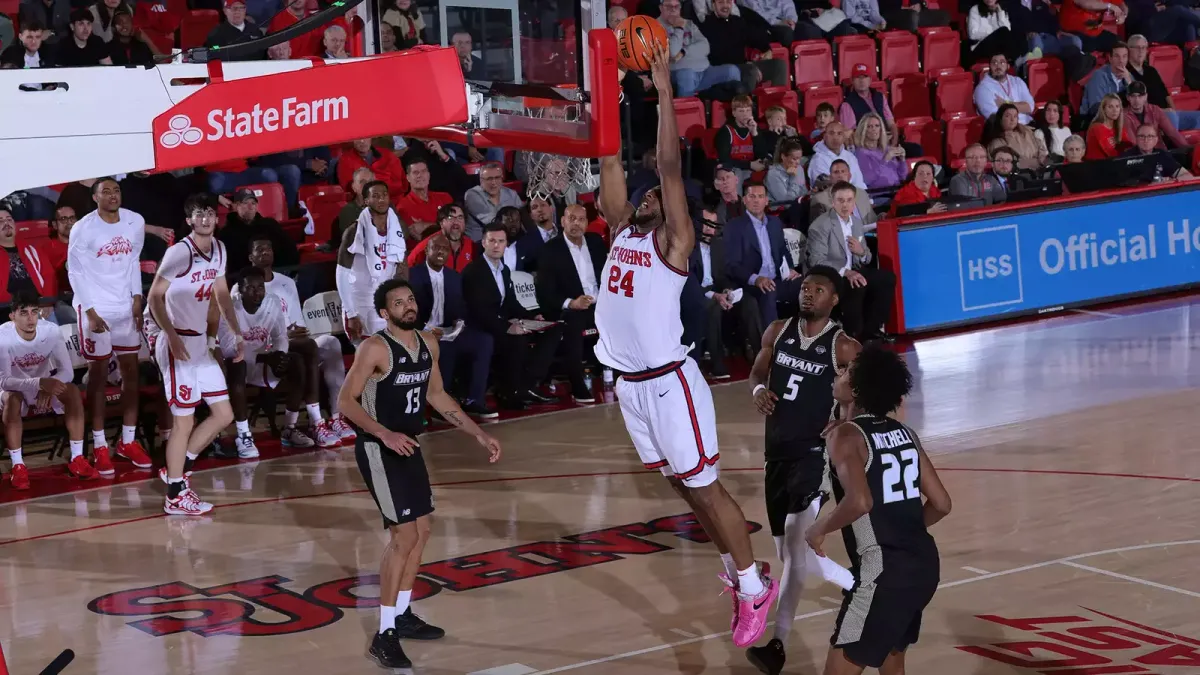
[77,306,141,361]
[156,331,229,416]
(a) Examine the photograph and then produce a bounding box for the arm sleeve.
[66,227,92,312]
[129,214,146,298]
[0,350,39,397]
[270,301,289,353]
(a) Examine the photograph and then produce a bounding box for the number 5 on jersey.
[607,267,635,297]
[782,374,804,401]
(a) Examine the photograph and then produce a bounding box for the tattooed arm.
[421,333,501,463]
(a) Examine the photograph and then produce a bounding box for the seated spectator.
[404,139,473,201]
[338,138,408,203]
[950,144,1007,204]
[534,204,605,403]
[989,145,1034,190]
[258,146,332,188]
[329,167,372,248]
[794,0,857,38]
[608,4,628,28]
[853,113,908,189]
[888,160,949,216]
[717,95,773,189]
[1126,34,1200,132]
[406,203,476,271]
[1124,80,1187,149]
[378,22,399,52]
[463,162,523,241]
[1059,0,1126,54]
[687,203,762,375]
[0,20,53,69]
[218,188,300,271]
[269,0,320,57]
[723,181,801,325]
[18,0,68,39]
[765,138,808,225]
[810,159,879,226]
[46,204,74,296]
[1085,93,1134,159]
[381,0,426,49]
[453,30,486,79]
[985,103,1050,169]
[967,0,1029,66]
[1063,133,1088,162]
[513,196,558,273]
[409,233,496,418]
[1124,0,1200,48]
[133,0,184,44]
[107,10,157,65]
[840,64,919,157]
[740,0,799,44]
[1081,42,1132,118]
[806,181,895,340]
[659,0,740,98]
[1034,101,1072,160]
[811,102,837,142]
[205,0,266,61]
[463,222,563,410]
[395,158,452,239]
[759,105,808,157]
[881,0,952,30]
[205,158,300,212]
[843,0,887,33]
[495,206,528,271]
[1003,0,1082,58]
[808,122,868,190]
[973,53,1036,124]
[0,204,61,303]
[57,8,113,66]
[712,164,746,223]
[700,0,788,91]
[322,24,349,58]
[88,0,130,42]
[1123,124,1195,179]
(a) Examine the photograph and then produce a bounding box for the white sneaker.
[313,420,340,448]
[235,432,260,458]
[164,488,213,516]
[281,426,315,448]
[330,414,357,442]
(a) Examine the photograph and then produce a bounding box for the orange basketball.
[615,15,669,73]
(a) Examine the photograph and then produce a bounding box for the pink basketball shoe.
[732,563,778,648]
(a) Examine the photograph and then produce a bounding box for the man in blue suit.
[722,181,801,324]
[408,233,498,419]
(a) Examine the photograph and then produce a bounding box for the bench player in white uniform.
[336,180,408,343]
[1,291,94,489]
[594,45,777,648]
[67,177,153,474]
[246,235,352,443]
[147,194,244,516]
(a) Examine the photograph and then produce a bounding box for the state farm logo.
[13,352,47,369]
[160,115,204,149]
[243,326,270,345]
[96,237,134,258]
[158,97,350,149]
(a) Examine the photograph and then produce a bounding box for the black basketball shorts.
[355,438,434,528]
[831,581,938,668]
[763,443,827,537]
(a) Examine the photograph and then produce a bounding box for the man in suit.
[723,181,802,325]
[808,159,878,229]
[534,204,606,404]
[463,221,564,410]
[806,181,895,341]
[409,233,497,419]
[689,205,763,378]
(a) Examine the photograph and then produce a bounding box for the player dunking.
[147,194,244,516]
[746,266,858,674]
[595,44,777,647]
[807,345,952,674]
[338,279,501,669]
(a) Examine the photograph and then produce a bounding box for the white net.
[489,95,600,202]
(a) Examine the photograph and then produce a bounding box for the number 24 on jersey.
[607,266,635,297]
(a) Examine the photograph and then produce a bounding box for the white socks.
[235,419,251,436]
[719,552,738,579]
[395,589,412,616]
[305,403,323,425]
[284,410,299,428]
[121,425,136,445]
[737,564,765,596]
[379,605,396,634]
[8,447,22,465]
[69,440,83,459]
[92,430,106,449]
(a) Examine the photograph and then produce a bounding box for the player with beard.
[339,278,501,668]
[745,266,858,674]
[0,290,92,489]
[594,44,777,647]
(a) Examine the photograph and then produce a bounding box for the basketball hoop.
[495,94,600,201]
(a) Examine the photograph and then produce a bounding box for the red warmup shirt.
[133,0,186,36]
[337,146,408,198]
[269,10,323,57]
[0,242,60,302]
[406,232,477,272]
[395,190,452,231]
[1059,0,1116,36]
[1085,123,1133,160]
[888,181,942,217]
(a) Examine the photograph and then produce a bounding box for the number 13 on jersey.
[607,266,635,297]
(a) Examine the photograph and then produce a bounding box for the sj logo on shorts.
[178,385,193,401]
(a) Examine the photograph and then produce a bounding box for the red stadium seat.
[756,88,800,127]
[1172,90,1200,111]
[1026,57,1065,105]
[673,97,708,143]
[307,198,345,245]
[769,43,792,86]
[710,99,731,129]
[1149,44,1186,93]
[697,128,719,159]
[922,31,961,76]
[945,115,985,161]
[180,10,219,50]
[1181,129,1200,146]
[803,85,844,117]
[792,40,835,88]
[934,70,976,120]
[880,30,921,79]
[836,34,878,82]
[298,184,345,205]
[14,220,49,243]
[236,183,288,221]
[898,116,944,163]
[891,74,932,119]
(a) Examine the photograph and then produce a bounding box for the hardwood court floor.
[3,297,1200,674]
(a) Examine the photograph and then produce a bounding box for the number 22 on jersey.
[607,266,635,297]
[882,448,920,503]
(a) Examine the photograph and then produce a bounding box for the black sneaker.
[463,400,499,419]
[210,441,239,460]
[394,607,446,640]
[746,638,786,675]
[368,628,411,668]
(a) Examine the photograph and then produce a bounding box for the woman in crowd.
[381,0,426,50]
[966,0,1030,66]
[1034,101,1072,161]
[889,160,948,215]
[1085,93,1133,159]
[1063,134,1087,163]
[765,138,808,228]
[985,103,1049,170]
[853,113,908,189]
[89,0,133,42]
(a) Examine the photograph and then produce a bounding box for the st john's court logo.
[87,513,761,637]
[958,609,1200,670]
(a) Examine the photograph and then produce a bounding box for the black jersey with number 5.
[765,318,842,457]
[360,330,432,440]
[831,414,939,587]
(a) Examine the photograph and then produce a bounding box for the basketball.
[615,15,669,72]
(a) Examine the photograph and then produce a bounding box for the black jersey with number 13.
[765,318,842,457]
[361,330,432,440]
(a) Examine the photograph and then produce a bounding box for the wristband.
[207,336,217,350]
[752,384,766,397]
